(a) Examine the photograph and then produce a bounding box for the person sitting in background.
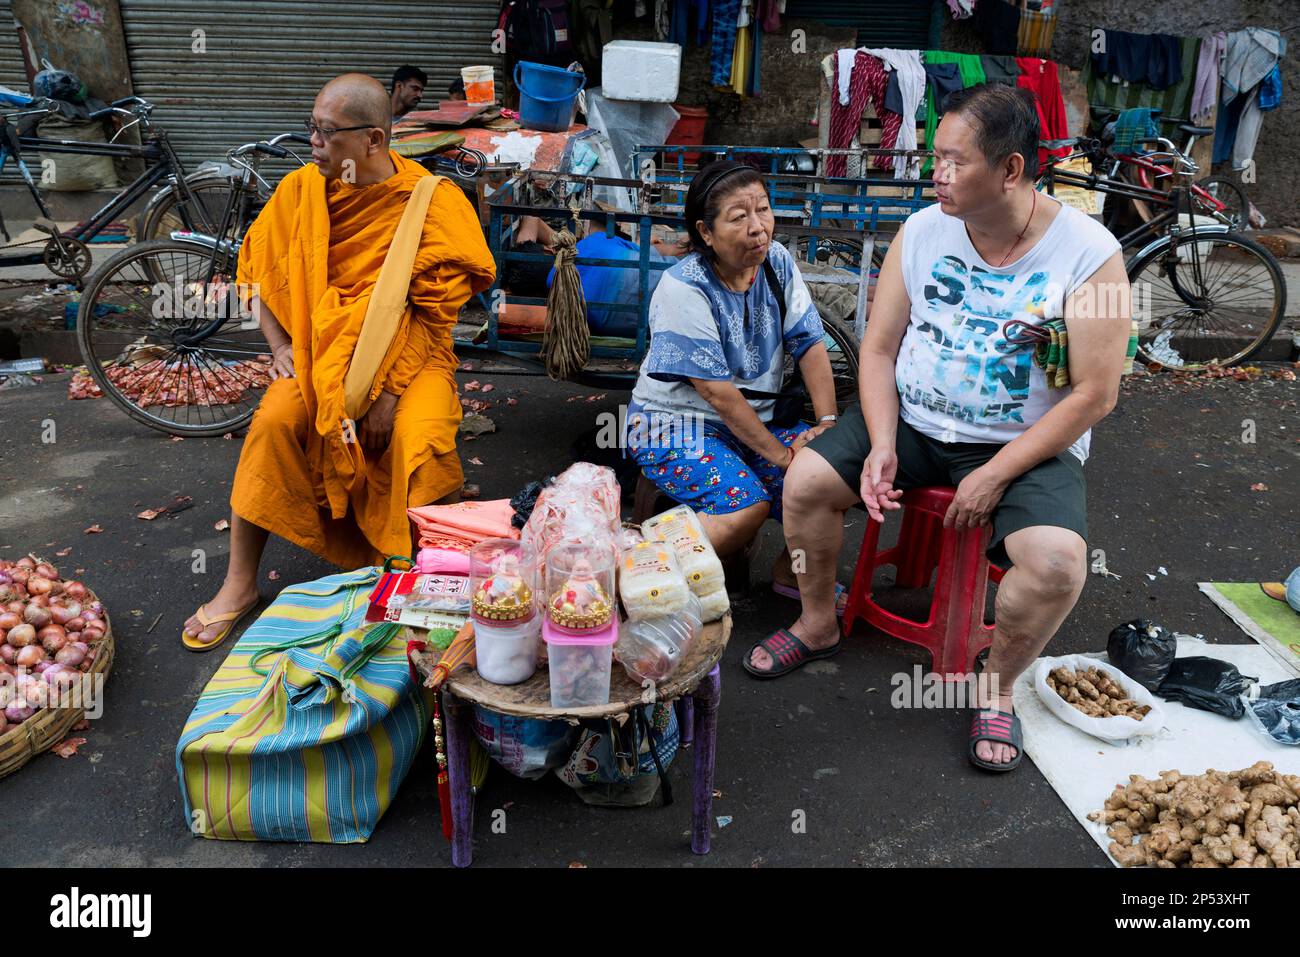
[389,64,426,122]
[448,76,467,102]
[501,215,688,338]
[625,161,838,590]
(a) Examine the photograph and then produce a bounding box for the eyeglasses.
[304,119,375,139]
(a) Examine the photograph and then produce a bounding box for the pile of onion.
[0,556,107,734]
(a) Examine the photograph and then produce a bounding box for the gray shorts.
[807,404,1088,569]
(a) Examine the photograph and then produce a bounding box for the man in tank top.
[748,84,1130,772]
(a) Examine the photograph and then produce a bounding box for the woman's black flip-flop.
[742,627,841,680]
[968,709,1024,772]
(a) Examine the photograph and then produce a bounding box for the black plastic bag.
[1244,679,1300,746]
[510,477,554,529]
[1157,656,1258,719]
[1106,619,1177,692]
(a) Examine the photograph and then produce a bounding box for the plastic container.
[601,40,681,102]
[666,104,707,164]
[461,65,496,105]
[469,538,539,685]
[1174,214,1219,263]
[475,617,542,685]
[616,592,703,684]
[515,61,585,133]
[543,542,617,708]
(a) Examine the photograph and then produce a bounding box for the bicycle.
[135,122,489,246]
[74,133,310,436]
[1093,119,1248,231]
[1038,135,1286,370]
[76,126,497,436]
[0,96,225,282]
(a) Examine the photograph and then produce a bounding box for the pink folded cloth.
[407,499,519,552]
[415,547,472,575]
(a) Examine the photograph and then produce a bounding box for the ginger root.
[1050,665,1149,721]
[1093,762,1300,869]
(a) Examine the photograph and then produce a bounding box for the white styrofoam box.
[601,41,681,103]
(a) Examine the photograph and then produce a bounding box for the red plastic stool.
[842,486,1007,678]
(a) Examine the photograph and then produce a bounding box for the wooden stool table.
[412,615,731,867]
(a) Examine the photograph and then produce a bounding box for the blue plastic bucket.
[514,61,585,133]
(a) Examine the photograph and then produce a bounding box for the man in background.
[390,65,427,121]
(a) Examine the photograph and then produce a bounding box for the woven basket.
[0,594,115,780]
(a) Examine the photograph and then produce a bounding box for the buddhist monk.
[182,73,495,650]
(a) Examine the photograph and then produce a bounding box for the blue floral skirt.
[629,422,811,521]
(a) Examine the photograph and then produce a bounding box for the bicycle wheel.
[76,239,272,436]
[1128,230,1286,370]
[1193,175,1248,229]
[795,314,860,422]
[136,175,242,243]
[780,234,886,270]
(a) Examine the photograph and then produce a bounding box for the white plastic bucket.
[461,65,495,105]
[1175,214,1219,263]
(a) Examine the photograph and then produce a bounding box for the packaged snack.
[618,541,691,621]
[641,506,725,597]
[695,587,730,623]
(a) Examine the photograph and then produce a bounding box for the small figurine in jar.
[472,553,533,622]
[548,557,612,630]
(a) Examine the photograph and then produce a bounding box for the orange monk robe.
[231,152,495,568]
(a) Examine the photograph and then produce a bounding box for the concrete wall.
[618,19,857,150]
[617,2,1294,226]
[12,0,132,102]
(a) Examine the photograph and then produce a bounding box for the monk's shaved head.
[309,73,397,183]
[316,73,392,138]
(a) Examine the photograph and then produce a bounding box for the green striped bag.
[176,568,433,843]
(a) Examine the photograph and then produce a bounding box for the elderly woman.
[626,161,840,614]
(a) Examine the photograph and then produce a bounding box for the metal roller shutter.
[119,0,502,166]
[786,0,939,50]
[0,0,28,91]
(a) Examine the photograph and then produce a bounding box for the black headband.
[690,160,754,206]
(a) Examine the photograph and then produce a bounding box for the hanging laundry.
[921,52,985,176]
[975,0,1021,57]
[923,62,963,114]
[670,0,711,48]
[981,55,1020,87]
[730,24,751,94]
[1111,107,1162,155]
[1214,28,1285,169]
[827,51,899,177]
[1091,30,1183,90]
[710,0,743,86]
[757,0,782,32]
[1190,31,1226,123]
[946,0,975,19]
[864,48,925,178]
[1015,57,1070,170]
[655,0,671,40]
[1258,63,1281,112]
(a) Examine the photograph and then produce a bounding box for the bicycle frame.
[1111,152,1226,214]
[1040,158,1203,252]
[0,116,200,269]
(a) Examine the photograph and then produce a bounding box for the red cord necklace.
[995,189,1037,268]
